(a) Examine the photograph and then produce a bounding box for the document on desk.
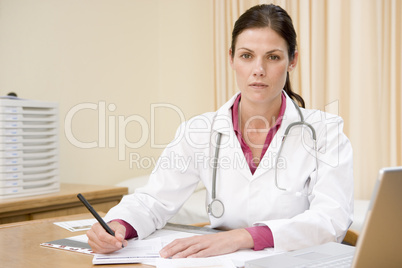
[41,234,94,255]
[92,227,278,267]
[156,257,236,268]
[53,218,98,232]
[92,228,197,265]
[93,238,162,264]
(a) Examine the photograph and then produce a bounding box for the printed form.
[92,228,277,267]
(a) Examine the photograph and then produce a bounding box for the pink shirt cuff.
[110,219,138,239]
[245,226,274,251]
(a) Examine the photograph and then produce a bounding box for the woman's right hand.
[86,221,128,253]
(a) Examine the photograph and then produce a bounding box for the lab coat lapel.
[212,92,253,180]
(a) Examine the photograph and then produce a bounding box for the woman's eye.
[241,54,252,59]
[268,55,280,60]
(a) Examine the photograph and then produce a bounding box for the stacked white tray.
[0,98,59,198]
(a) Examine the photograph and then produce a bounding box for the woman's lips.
[249,82,268,89]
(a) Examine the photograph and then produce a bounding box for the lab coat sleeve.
[255,114,354,252]
[103,121,202,240]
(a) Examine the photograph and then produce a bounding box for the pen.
[77,193,124,248]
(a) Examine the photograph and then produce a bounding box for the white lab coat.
[105,91,354,252]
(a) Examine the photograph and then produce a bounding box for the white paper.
[92,228,278,266]
[54,218,98,232]
[156,257,236,268]
[223,248,278,267]
[92,237,162,264]
[148,228,201,246]
[149,229,278,267]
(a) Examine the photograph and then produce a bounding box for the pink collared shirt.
[114,93,287,251]
[232,92,286,250]
[231,93,286,175]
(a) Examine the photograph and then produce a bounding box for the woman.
[87,4,353,258]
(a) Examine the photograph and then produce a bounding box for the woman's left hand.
[159,228,254,258]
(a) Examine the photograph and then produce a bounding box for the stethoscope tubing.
[212,132,222,200]
[274,99,318,193]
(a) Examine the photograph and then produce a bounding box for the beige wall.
[0,0,214,185]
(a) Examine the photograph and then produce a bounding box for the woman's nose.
[253,60,266,77]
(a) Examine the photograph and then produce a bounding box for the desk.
[0,213,152,268]
[0,183,128,224]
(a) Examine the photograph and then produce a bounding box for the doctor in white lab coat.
[87,4,353,257]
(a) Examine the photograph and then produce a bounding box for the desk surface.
[0,213,152,268]
[0,183,128,224]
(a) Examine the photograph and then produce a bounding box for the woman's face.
[230,27,297,105]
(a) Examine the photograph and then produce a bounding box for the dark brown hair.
[231,4,305,108]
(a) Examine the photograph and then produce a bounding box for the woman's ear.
[229,48,234,68]
[288,51,299,72]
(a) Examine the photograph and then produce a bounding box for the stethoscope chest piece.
[207,199,224,218]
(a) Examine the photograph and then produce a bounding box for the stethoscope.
[207,98,319,218]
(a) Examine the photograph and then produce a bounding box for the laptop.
[245,167,402,268]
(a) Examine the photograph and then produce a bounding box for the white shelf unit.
[0,99,59,198]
